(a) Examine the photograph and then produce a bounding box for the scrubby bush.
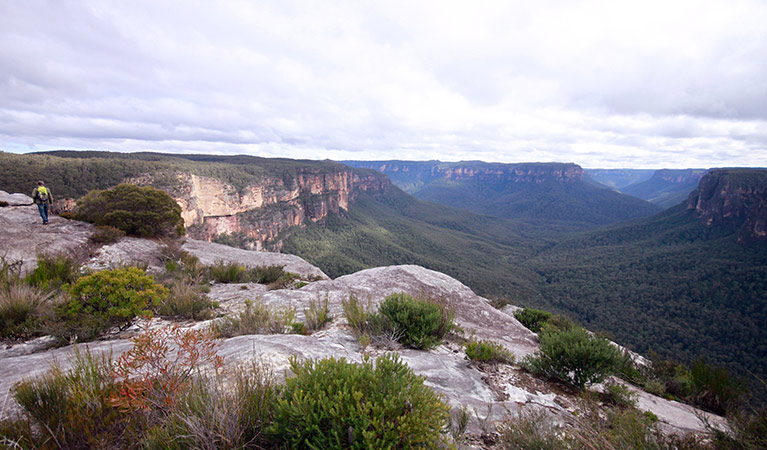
[601,381,638,408]
[465,339,515,365]
[0,256,23,289]
[301,295,332,334]
[8,349,129,449]
[215,298,296,337]
[25,253,80,291]
[270,353,450,449]
[513,307,552,333]
[74,183,184,237]
[378,293,455,350]
[89,225,126,244]
[111,324,223,412]
[0,284,54,338]
[59,267,168,340]
[157,280,218,320]
[523,326,623,389]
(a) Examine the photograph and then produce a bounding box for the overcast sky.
[1,0,766,168]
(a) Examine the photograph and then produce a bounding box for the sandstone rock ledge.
[0,198,725,442]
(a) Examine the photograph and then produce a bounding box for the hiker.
[32,180,52,224]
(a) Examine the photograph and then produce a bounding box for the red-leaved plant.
[110,323,223,411]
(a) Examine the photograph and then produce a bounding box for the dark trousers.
[37,203,49,223]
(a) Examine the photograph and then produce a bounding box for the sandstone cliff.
[687,168,767,240]
[129,167,389,249]
[345,160,583,193]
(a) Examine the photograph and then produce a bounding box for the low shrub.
[215,298,296,337]
[0,284,54,338]
[269,353,451,449]
[0,200,8,207]
[378,293,455,350]
[522,326,623,389]
[157,280,218,320]
[342,293,373,334]
[90,225,126,244]
[9,349,129,449]
[74,183,185,237]
[302,295,332,333]
[58,267,168,341]
[24,253,80,291]
[465,339,515,365]
[601,381,638,408]
[111,324,223,412]
[498,408,563,450]
[209,260,248,283]
[513,307,552,333]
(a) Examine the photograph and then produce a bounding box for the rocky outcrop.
[0,201,727,439]
[128,168,389,249]
[687,168,767,240]
[653,169,707,185]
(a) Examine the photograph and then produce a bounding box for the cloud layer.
[1,0,765,168]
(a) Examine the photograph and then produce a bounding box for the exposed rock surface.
[0,190,33,206]
[0,195,726,440]
[687,168,767,240]
[130,168,390,249]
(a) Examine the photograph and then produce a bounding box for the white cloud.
[0,0,766,168]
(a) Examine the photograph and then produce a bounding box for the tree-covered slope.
[280,187,546,303]
[343,160,661,227]
[525,203,767,395]
[621,169,707,208]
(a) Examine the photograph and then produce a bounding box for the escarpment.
[687,168,767,240]
[132,167,390,249]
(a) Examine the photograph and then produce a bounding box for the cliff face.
[653,169,707,184]
[353,161,583,185]
[133,168,389,249]
[687,169,767,240]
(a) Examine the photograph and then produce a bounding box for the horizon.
[1,1,766,169]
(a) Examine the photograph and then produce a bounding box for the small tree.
[75,183,185,237]
[523,326,623,389]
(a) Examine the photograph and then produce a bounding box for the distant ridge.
[343,160,661,227]
[621,169,708,208]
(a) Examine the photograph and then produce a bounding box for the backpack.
[37,187,48,203]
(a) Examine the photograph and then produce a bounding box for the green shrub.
[303,295,332,333]
[215,298,296,337]
[89,225,126,244]
[514,307,553,333]
[601,381,638,408]
[74,183,184,237]
[465,339,515,364]
[25,253,80,291]
[209,260,248,283]
[59,267,168,340]
[157,280,218,320]
[378,293,455,350]
[0,200,8,207]
[523,326,623,389]
[270,353,450,449]
[0,285,54,338]
[498,408,564,450]
[342,293,373,334]
[9,349,130,449]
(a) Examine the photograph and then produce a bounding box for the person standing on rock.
[32,180,52,224]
